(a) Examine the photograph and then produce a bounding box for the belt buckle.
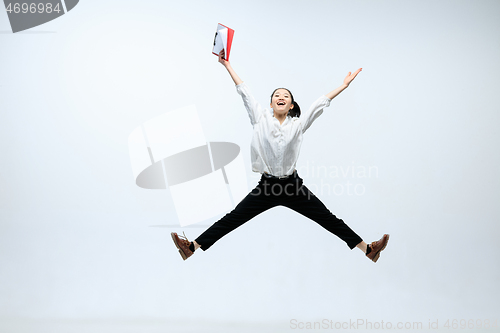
[263,172,292,179]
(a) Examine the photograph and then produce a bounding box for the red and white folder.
[212,23,234,61]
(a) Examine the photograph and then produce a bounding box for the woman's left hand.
[325,68,363,100]
[343,68,362,87]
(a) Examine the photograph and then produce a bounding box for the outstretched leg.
[194,182,278,251]
[282,183,389,262]
[282,184,363,249]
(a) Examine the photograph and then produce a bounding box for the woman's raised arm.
[218,49,243,86]
[325,68,362,100]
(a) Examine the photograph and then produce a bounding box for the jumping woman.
[171,50,389,262]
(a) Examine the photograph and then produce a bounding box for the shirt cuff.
[235,82,249,95]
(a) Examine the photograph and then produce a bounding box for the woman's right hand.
[218,49,242,85]
[218,49,229,67]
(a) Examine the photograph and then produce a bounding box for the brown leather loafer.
[171,232,193,260]
[366,234,389,263]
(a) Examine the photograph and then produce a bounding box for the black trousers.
[195,171,363,251]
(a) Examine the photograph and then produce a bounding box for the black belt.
[263,170,297,179]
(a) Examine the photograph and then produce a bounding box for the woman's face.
[270,88,294,115]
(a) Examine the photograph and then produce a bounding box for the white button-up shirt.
[236,82,331,177]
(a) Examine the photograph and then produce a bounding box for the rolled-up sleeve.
[236,82,264,126]
[300,96,331,134]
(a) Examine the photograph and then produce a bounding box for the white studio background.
[1,0,499,332]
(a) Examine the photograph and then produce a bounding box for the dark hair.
[270,88,301,118]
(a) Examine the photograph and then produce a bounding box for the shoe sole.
[371,234,390,263]
[171,232,188,260]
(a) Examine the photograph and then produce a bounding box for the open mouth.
[277,101,286,106]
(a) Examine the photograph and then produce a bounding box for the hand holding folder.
[212,23,234,61]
